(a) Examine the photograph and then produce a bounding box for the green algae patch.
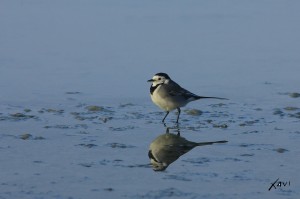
[85,105,105,112]
[184,109,203,116]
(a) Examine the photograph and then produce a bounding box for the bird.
[148,128,228,171]
[147,72,227,123]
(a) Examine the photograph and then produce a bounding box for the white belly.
[150,87,184,111]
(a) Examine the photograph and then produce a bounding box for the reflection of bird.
[148,131,228,171]
[148,73,227,123]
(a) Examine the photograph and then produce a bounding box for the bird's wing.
[165,81,199,100]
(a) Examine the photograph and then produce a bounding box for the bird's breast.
[150,85,180,111]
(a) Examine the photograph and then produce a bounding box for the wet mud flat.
[0,92,299,199]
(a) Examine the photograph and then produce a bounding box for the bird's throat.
[150,84,161,95]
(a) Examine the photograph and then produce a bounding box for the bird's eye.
[158,78,161,80]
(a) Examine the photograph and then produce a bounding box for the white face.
[150,75,169,86]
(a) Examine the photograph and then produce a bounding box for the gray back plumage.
[161,80,200,102]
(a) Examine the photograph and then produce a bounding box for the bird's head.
[148,150,168,171]
[147,73,171,86]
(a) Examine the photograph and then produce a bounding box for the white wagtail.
[148,72,227,123]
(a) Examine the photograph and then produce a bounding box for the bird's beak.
[147,79,154,82]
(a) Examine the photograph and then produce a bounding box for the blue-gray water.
[0,1,299,199]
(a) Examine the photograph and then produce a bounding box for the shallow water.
[1,0,300,199]
[1,92,299,199]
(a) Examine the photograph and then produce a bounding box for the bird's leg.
[176,108,181,123]
[163,122,167,128]
[165,127,170,134]
[174,122,180,136]
[175,127,181,136]
[162,111,169,123]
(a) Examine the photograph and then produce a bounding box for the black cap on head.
[155,73,170,79]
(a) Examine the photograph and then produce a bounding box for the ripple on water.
[105,143,136,149]
[273,148,289,153]
[163,175,192,181]
[19,133,45,140]
[77,143,98,148]
[0,113,38,121]
[133,188,197,199]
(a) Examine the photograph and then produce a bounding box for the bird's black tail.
[196,140,228,146]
